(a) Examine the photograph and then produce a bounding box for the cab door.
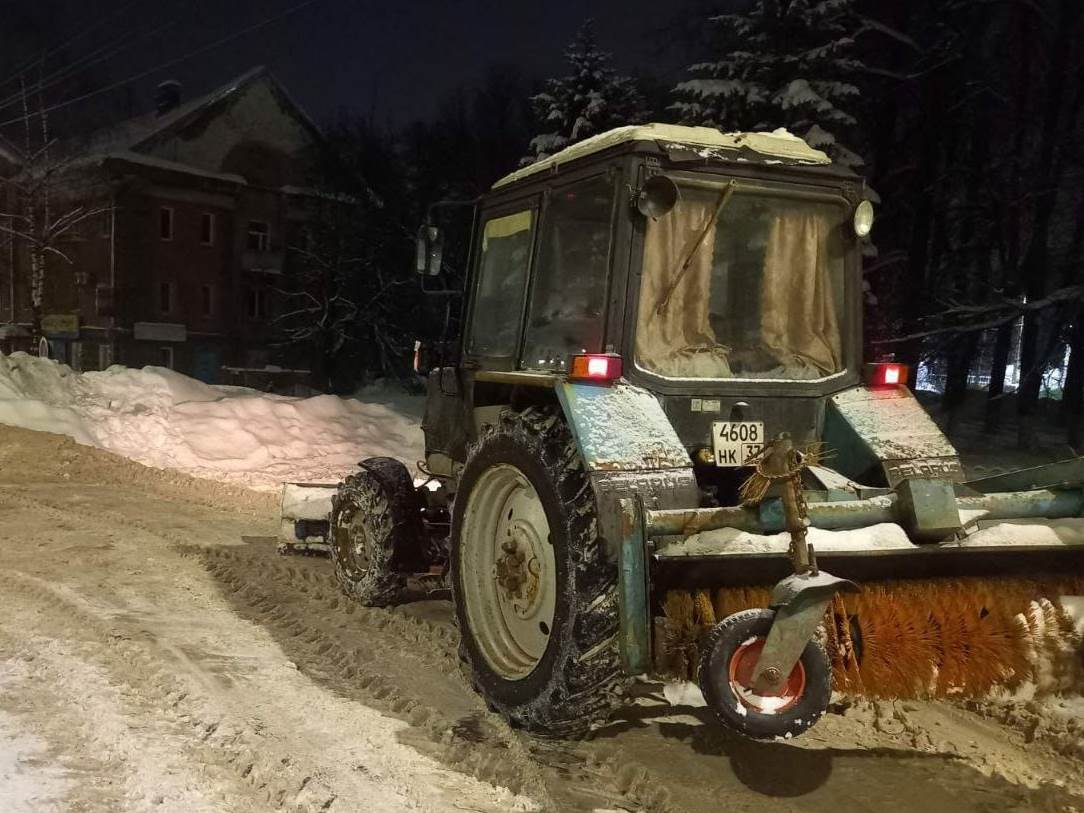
[518,172,618,373]
[462,205,538,370]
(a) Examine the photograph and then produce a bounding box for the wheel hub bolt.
[762,666,782,684]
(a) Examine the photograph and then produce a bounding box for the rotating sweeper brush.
[646,437,1084,738]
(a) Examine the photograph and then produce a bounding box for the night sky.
[1,0,686,130]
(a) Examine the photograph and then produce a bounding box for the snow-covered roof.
[60,66,320,160]
[92,151,248,185]
[494,124,832,189]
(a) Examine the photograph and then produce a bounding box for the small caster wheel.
[699,608,831,740]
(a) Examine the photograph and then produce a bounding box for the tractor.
[281,124,1084,740]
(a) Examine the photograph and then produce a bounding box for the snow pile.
[0,353,423,491]
[959,517,1084,547]
[664,522,914,556]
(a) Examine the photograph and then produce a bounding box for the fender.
[556,381,698,674]
[555,381,692,472]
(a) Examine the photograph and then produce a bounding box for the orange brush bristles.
[658,576,1082,697]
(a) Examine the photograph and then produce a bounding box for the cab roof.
[493,124,833,189]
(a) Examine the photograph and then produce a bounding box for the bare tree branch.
[875,284,1084,343]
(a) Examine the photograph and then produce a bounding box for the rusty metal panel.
[589,468,699,561]
[555,381,691,471]
[896,478,962,541]
[616,499,651,674]
[825,386,963,486]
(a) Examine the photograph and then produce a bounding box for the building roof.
[493,124,832,189]
[62,65,321,164]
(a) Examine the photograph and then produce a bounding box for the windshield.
[635,181,848,381]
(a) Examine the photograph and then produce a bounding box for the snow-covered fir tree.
[672,0,865,168]
[524,20,648,164]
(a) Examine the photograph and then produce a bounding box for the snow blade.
[278,481,337,554]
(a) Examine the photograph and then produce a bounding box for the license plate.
[711,421,764,467]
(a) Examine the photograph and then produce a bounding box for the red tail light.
[569,354,623,383]
[865,362,908,388]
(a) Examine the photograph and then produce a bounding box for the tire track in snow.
[0,570,339,812]
[196,545,689,813]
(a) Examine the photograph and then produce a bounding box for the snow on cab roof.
[493,123,832,189]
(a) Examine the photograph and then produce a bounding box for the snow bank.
[0,353,424,491]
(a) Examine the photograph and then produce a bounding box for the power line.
[0,0,325,131]
[0,0,144,92]
[0,18,181,115]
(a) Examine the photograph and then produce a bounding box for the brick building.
[0,67,324,384]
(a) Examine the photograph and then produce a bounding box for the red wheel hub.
[728,637,806,714]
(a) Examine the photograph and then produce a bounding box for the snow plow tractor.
[282,124,1084,740]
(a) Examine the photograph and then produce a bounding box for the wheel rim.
[459,464,557,680]
[728,637,806,714]
[334,506,371,578]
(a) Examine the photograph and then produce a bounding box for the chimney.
[155,80,182,116]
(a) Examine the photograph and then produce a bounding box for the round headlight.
[854,199,874,237]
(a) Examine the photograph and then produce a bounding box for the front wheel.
[698,608,831,740]
[329,457,425,607]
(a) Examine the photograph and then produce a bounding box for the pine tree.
[672,0,865,167]
[524,20,648,164]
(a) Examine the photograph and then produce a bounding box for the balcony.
[241,249,283,274]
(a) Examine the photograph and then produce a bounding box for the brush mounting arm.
[751,571,859,692]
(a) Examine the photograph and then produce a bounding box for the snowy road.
[0,424,1082,812]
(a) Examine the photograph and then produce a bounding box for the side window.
[522,175,614,370]
[467,210,534,358]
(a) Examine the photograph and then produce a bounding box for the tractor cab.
[418,124,882,490]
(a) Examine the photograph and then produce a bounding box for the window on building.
[247,288,268,320]
[201,284,214,317]
[98,344,114,370]
[289,221,312,253]
[159,281,173,314]
[247,221,270,251]
[95,285,114,317]
[159,346,174,370]
[160,207,174,240]
[201,213,215,245]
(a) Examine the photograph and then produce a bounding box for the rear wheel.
[451,407,626,737]
[699,609,831,740]
[330,457,425,607]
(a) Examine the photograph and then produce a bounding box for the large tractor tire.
[330,457,426,607]
[450,407,627,737]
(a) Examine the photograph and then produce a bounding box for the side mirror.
[415,223,444,276]
[635,175,680,219]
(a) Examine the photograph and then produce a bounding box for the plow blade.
[278,482,337,554]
